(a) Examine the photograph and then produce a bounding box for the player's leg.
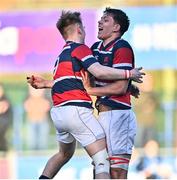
[98,110,137,179]
[39,106,76,179]
[110,154,131,179]
[71,106,110,179]
[84,138,110,179]
[39,140,76,179]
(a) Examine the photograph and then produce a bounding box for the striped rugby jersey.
[52,41,97,108]
[91,37,135,110]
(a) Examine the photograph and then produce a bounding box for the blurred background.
[0,0,177,179]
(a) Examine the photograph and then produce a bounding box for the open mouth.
[98,27,103,32]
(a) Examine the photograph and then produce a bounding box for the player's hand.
[130,67,145,83]
[80,71,92,92]
[26,75,46,89]
[129,84,140,98]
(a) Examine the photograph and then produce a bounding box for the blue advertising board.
[123,6,177,69]
[16,155,92,179]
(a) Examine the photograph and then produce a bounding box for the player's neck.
[66,37,83,44]
[103,34,121,47]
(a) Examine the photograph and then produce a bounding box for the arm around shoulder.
[88,62,126,80]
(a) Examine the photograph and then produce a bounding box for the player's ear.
[77,24,82,35]
[113,24,120,32]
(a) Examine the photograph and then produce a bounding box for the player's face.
[97,13,117,40]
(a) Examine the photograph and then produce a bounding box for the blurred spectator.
[0,84,12,152]
[24,85,50,150]
[136,140,162,179]
[132,72,161,147]
[133,92,160,147]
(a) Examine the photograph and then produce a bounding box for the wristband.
[125,70,130,79]
[124,70,127,79]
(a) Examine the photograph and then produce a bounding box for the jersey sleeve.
[71,44,98,69]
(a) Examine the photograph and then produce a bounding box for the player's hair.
[104,7,130,35]
[56,11,82,39]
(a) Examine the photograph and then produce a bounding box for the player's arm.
[88,80,128,97]
[27,75,54,89]
[81,71,128,96]
[88,62,144,83]
[72,45,145,83]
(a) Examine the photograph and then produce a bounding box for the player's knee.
[91,149,110,174]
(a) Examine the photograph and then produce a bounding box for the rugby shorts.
[50,106,105,147]
[98,109,137,155]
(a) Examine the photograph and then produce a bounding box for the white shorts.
[50,106,105,147]
[98,109,137,155]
